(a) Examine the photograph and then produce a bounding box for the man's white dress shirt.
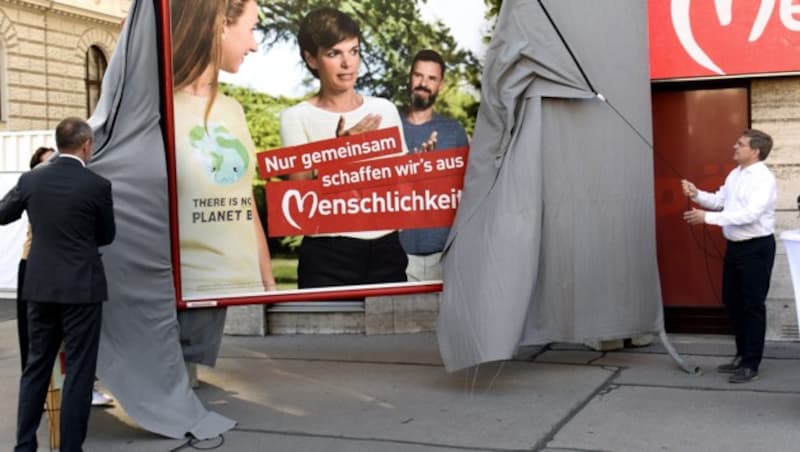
[693,161,776,242]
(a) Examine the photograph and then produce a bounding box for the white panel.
[0,172,26,291]
[0,131,55,172]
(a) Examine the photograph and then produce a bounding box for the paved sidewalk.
[0,316,798,451]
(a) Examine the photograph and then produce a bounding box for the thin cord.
[167,435,225,452]
[482,361,505,396]
[685,199,723,304]
[536,0,725,302]
[469,364,480,398]
[537,0,595,94]
[536,0,691,181]
[536,0,689,182]
[602,95,726,285]
[702,227,723,304]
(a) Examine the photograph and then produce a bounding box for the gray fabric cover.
[86,0,236,438]
[438,0,663,372]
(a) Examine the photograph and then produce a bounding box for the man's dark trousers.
[16,301,102,451]
[722,235,776,372]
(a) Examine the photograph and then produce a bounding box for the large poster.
[166,1,483,305]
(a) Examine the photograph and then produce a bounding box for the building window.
[85,45,107,116]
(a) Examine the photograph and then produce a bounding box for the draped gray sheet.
[438,0,663,372]
[86,0,235,439]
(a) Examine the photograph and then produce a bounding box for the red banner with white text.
[259,127,403,178]
[262,134,467,236]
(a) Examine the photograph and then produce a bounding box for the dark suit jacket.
[0,155,115,304]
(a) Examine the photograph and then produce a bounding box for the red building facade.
[650,0,800,338]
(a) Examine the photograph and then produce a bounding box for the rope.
[536,0,707,375]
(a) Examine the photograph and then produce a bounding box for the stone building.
[0,0,129,132]
[0,0,128,297]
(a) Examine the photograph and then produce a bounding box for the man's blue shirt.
[399,114,469,255]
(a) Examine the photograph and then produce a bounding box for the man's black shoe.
[729,367,759,383]
[717,356,742,374]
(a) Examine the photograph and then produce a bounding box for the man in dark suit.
[0,117,115,452]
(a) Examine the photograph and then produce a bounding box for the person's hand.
[683,208,706,225]
[414,131,438,153]
[681,179,698,198]
[336,114,381,137]
[265,277,277,292]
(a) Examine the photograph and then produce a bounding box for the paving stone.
[534,350,604,365]
[596,352,800,393]
[188,359,612,451]
[547,386,800,452]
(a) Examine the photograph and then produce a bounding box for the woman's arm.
[252,201,276,291]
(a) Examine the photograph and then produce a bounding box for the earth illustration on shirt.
[188,123,250,185]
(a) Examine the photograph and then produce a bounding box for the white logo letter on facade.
[750,0,776,41]
[779,0,800,32]
[672,0,726,75]
[716,0,733,25]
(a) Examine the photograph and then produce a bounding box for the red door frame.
[652,79,751,332]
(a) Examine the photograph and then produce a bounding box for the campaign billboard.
[163,1,479,306]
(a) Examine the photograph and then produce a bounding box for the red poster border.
[158,0,442,309]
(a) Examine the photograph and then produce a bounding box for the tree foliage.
[256,0,481,132]
[484,0,502,17]
[483,0,502,43]
[219,84,295,151]
[219,83,302,252]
